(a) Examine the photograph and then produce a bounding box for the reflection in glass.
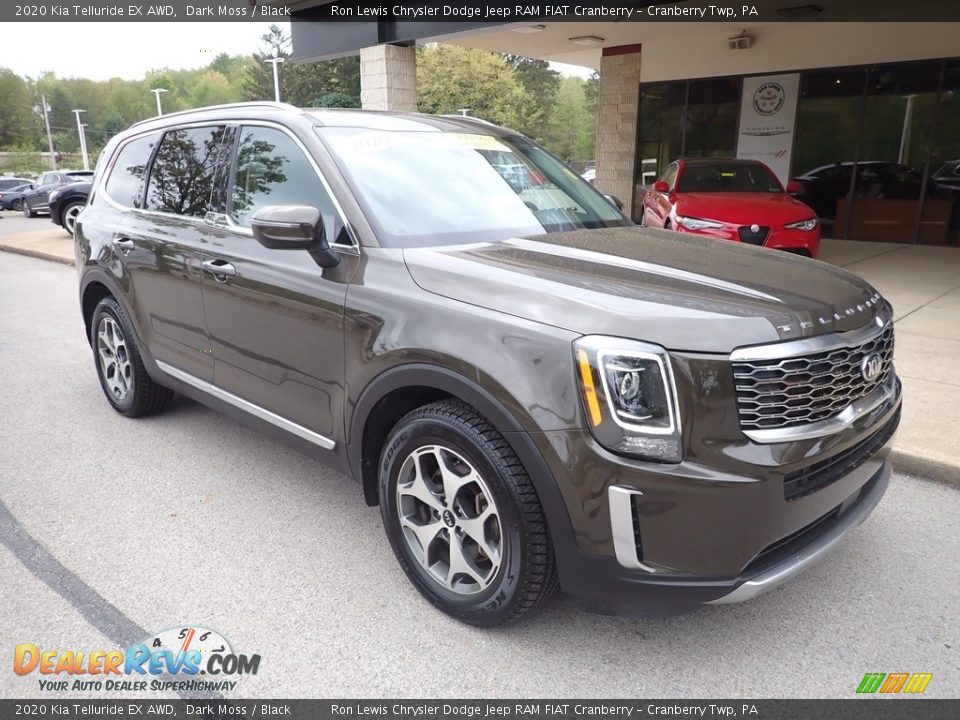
[146,127,226,217]
[104,133,160,208]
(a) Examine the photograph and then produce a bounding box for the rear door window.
[145,126,227,217]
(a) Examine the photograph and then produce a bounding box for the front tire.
[379,400,557,626]
[90,296,173,417]
[22,203,33,218]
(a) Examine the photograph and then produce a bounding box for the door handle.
[202,259,237,281]
[113,238,135,251]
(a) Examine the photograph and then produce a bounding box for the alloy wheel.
[395,444,503,595]
[64,204,82,236]
[96,316,133,402]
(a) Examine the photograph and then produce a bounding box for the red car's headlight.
[785,218,818,231]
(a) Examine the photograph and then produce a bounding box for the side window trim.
[221,121,359,251]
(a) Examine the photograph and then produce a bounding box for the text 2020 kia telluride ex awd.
[76,103,901,626]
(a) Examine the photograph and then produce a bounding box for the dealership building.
[276,3,960,245]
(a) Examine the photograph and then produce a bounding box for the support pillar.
[360,44,418,112]
[595,45,642,219]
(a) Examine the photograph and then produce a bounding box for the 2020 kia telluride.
[76,103,901,625]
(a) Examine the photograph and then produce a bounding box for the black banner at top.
[3,0,960,23]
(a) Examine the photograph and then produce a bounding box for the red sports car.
[641,158,821,258]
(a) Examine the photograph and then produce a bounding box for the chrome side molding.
[156,360,336,451]
[609,486,657,572]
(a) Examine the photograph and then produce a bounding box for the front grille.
[733,323,894,431]
[738,225,770,245]
[783,406,900,500]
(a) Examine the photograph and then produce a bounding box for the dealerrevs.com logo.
[13,626,260,693]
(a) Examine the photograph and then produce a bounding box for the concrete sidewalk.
[1,214,958,485]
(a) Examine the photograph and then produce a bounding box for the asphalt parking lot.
[1,249,958,699]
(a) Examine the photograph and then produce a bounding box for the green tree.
[245,24,289,102]
[312,92,361,108]
[545,76,596,162]
[0,69,34,147]
[417,45,533,130]
[502,55,560,143]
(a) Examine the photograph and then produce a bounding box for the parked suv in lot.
[76,103,902,626]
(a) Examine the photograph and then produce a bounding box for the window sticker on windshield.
[342,131,509,155]
[721,171,736,177]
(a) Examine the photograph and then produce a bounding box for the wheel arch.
[80,270,142,351]
[348,364,577,566]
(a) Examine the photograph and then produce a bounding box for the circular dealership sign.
[753,82,786,116]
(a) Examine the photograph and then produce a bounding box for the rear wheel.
[11,198,22,211]
[379,400,557,626]
[91,296,172,417]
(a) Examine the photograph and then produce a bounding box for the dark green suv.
[76,102,901,625]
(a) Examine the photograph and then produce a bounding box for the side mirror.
[250,205,340,269]
[652,180,669,193]
[604,194,624,211]
[786,180,803,194]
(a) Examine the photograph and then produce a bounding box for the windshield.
[316,127,628,247]
[677,163,783,193]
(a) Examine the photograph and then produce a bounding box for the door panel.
[119,212,212,381]
[201,230,352,439]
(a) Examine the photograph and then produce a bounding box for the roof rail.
[130,101,301,128]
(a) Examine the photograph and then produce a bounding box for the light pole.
[37,93,56,169]
[73,109,90,171]
[265,57,284,102]
[151,88,168,117]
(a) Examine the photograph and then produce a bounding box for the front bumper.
[677,223,821,257]
[535,380,900,616]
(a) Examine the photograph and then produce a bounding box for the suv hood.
[403,227,885,353]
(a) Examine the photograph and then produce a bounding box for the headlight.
[48,190,62,203]
[785,218,818,231]
[676,216,724,231]
[574,336,682,462]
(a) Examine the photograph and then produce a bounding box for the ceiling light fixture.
[569,35,605,46]
[511,24,547,33]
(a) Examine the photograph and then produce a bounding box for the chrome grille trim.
[730,310,896,442]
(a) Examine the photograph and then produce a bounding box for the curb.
[890,448,960,488]
[0,243,74,267]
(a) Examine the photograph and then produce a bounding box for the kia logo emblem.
[861,354,883,382]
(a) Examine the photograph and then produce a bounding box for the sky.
[0,22,593,80]
[0,22,282,80]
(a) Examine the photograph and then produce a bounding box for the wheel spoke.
[437,451,474,505]
[459,507,500,564]
[98,327,116,354]
[398,455,444,512]
[446,531,485,588]
[400,518,444,568]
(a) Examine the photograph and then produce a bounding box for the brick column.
[360,44,418,112]
[595,45,642,218]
